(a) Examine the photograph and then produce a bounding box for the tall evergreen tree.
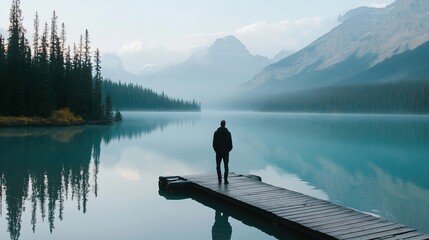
[93,48,103,120]
[0,35,6,115]
[73,35,86,116]
[31,12,40,115]
[71,43,80,114]
[82,30,93,118]
[60,23,66,56]
[37,22,53,116]
[50,11,65,109]
[104,94,113,121]
[20,32,32,114]
[64,45,73,109]
[32,12,39,58]
[7,0,27,115]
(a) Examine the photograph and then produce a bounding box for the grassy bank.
[0,108,85,127]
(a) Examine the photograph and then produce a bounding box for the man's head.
[220,120,226,127]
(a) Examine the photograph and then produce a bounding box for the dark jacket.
[213,127,233,155]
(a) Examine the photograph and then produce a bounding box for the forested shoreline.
[0,0,199,127]
[260,81,429,114]
[0,1,106,122]
[102,80,201,111]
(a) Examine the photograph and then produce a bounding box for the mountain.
[141,35,270,107]
[101,53,138,83]
[249,36,429,113]
[345,40,429,84]
[270,49,295,64]
[245,0,429,94]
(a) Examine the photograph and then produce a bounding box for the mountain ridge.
[245,0,429,92]
[140,35,270,107]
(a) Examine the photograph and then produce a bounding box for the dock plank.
[307,214,376,229]
[160,173,429,240]
[381,231,425,240]
[350,228,416,240]
[326,222,402,236]
[316,218,386,233]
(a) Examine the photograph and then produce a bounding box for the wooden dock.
[159,173,429,240]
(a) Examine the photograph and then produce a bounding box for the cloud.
[116,17,338,72]
[164,32,226,53]
[119,41,144,53]
[117,32,227,74]
[117,168,141,181]
[362,1,389,8]
[235,17,337,57]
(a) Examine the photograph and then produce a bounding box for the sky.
[0,0,395,73]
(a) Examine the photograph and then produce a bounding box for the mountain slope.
[245,0,429,94]
[253,42,429,113]
[345,40,429,84]
[101,53,139,83]
[141,35,270,107]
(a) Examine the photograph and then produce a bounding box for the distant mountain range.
[138,35,270,107]
[101,53,139,83]
[245,0,429,95]
[101,0,429,110]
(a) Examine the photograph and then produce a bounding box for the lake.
[1,111,428,240]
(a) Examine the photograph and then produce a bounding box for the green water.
[1,112,428,239]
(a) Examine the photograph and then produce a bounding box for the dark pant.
[216,154,229,181]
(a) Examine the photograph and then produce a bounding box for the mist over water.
[1,111,428,239]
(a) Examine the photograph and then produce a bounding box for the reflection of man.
[213,120,233,184]
[211,210,232,240]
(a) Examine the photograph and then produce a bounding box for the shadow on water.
[0,112,200,240]
[159,191,317,240]
[212,210,232,240]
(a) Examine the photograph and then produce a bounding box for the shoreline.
[0,116,84,127]
[0,116,114,128]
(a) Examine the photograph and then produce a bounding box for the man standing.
[213,120,233,184]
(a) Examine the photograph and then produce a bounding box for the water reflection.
[232,113,429,233]
[212,210,232,240]
[159,190,315,240]
[1,112,429,238]
[0,112,199,240]
[0,127,98,240]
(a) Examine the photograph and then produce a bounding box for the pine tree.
[64,45,72,108]
[50,11,65,109]
[93,48,103,120]
[31,12,40,115]
[7,0,27,116]
[114,108,122,122]
[82,29,93,118]
[71,43,80,115]
[0,35,6,115]
[104,94,113,121]
[37,22,53,116]
[21,32,32,114]
[33,12,39,58]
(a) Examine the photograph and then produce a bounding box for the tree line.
[102,79,201,111]
[261,80,429,114]
[0,0,198,122]
[0,0,107,120]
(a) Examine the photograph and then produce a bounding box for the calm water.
[1,111,428,240]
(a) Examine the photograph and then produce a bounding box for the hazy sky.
[0,0,395,72]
